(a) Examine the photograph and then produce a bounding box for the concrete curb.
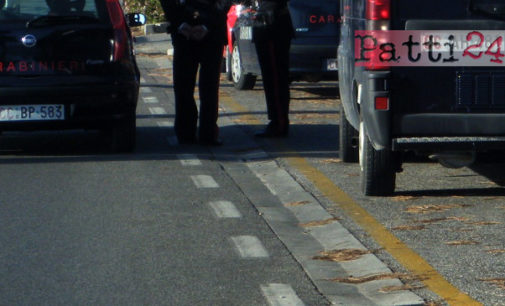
[244,159,425,306]
[134,33,172,56]
[208,120,425,305]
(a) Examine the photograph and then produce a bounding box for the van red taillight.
[366,0,391,21]
[365,0,390,70]
[106,0,128,62]
[375,96,389,110]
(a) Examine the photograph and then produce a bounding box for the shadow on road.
[394,187,505,197]
[291,85,339,99]
[0,121,339,163]
[470,156,505,187]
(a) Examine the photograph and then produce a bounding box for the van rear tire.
[339,104,358,162]
[359,121,396,196]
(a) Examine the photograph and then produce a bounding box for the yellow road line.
[221,91,482,306]
[287,156,480,306]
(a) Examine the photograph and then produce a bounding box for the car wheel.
[231,41,256,90]
[110,113,136,153]
[339,103,358,162]
[359,120,396,196]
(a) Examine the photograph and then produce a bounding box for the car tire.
[359,120,396,196]
[110,113,136,153]
[339,104,358,163]
[231,41,256,90]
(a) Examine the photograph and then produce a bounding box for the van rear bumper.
[394,113,505,136]
[364,68,505,150]
[392,136,505,151]
[392,114,505,151]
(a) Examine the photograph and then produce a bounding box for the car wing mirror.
[126,13,146,27]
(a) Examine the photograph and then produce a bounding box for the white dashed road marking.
[209,201,242,218]
[143,96,159,104]
[231,235,269,258]
[191,175,219,188]
[178,154,202,166]
[157,121,173,127]
[261,283,305,306]
[140,87,152,93]
[149,107,167,115]
[255,174,278,196]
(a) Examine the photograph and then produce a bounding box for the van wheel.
[359,120,396,196]
[109,113,136,153]
[231,41,256,90]
[339,104,358,162]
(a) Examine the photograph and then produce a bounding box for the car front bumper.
[0,81,139,131]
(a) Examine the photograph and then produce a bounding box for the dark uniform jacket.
[160,0,231,45]
[254,0,294,40]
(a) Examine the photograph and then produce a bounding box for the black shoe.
[199,138,223,146]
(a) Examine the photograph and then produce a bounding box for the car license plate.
[0,105,65,121]
[326,58,338,71]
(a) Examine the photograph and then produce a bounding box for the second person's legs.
[197,41,223,143]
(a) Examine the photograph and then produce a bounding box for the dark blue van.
[338,0,505,195]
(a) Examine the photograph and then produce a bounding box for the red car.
[224,4,257,89]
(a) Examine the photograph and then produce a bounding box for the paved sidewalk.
[135,33,172,56]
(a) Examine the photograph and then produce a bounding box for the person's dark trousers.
[172,37,223,143]
[254,30,292,132]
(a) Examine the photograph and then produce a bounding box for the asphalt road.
[0,44,328,306]
[0,148,329,305]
